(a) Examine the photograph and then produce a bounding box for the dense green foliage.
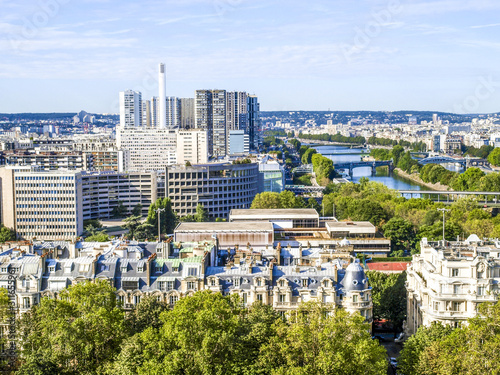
[464,144,494,159]
[146,198,178,236]
[367,137,427,151]
[251,191,307,210]
[111,201,128,218]
[0,225,16,243]
[311,153,335,185]
[17,280,128,375]
[288,138,301,152]
[299,132,366,145]
[293,174,312,186]
[399,302,500,375]
[15,286,388,374]
[366,271,407,333]
[488,147,500,166]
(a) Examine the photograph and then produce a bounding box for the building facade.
[119,90,142,128]
[116,126,177,171]
[195,89,227,157]
[406,236,500,336]
[165,162,259,219]
[176,129,208,165]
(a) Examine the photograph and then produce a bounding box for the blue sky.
[1,0,500,114]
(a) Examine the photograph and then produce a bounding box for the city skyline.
[2,0,500,113]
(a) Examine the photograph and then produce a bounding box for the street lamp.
[437,208,450,243]
[156,207,165,242]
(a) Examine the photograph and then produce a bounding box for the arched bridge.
[333,160,394,178]
[419,156,490,168]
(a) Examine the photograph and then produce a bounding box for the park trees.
[257,302,387,375]
[487,147,500,166]
[17,280,127,375]
[382,217,416,254]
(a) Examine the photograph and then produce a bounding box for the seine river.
[313,145,424,191]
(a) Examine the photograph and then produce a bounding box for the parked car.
[394,332,405,343]
[390,357,398,368]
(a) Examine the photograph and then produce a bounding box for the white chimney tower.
[159,63,167,128]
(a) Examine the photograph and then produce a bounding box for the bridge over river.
[398,190,500,206]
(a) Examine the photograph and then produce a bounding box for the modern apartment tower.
[119,90,142,127]
[166,96,180,128]
[195,89,227,157]
[159,63,167,128]
[248,95,261,150]
[180,98,195,129]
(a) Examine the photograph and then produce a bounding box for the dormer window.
[279,280,285,287]
[138,266,144,272]
[1,268,7,273]
[188,267,197,277]
[155,264,163,273]
[323,280,329,288]
[120,265,127,273]
[48,266,55,272]
[234,278,240,287]
[302,279,308,288]
[210,278,216,286]
[256,278,262,287]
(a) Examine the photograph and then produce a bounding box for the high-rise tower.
[159,63,167,128]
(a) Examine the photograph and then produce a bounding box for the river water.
[313,145,424,191]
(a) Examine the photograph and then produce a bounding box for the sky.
[1,0,500,114]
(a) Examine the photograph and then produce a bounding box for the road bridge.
[418,156,490,169]
[285,185,325,194]
[398,190,500,206]
[333,160,394,178]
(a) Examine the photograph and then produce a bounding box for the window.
[278,294,286,303]
[256,278,262,287]
[187,281,196,290]
[133,295,141,305]
[322,295,328,303]
[210,278,216,286]
[452,302,461,312]
[257,294,263,302]
[452,268,459,277]
[137,266,144,272]
[155,264,163,273]
[323,280,329,288]
[169,295,179,305]
[234,278,240,287]
[22,297,30,309]
[279,280,285,287]
[453,285,461,294]
[478,286,486,296]
[188,268,197,277]
[167,281,174,290]
[433,301,440,311]
[352,294,358,303]
[242,293,247,305]
[302,279,308,288]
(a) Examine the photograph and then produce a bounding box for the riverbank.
[393,168,451,191]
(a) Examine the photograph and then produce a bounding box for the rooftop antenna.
[437,208,450,244]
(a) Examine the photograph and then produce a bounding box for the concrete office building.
[119,90,142,128]
[116,126,177,171]
[0,166,156,240]
[165,162,259,218]
[176,129,208,165]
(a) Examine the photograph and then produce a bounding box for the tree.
[126,295,169,334]
[146,198,178,236]
[487,147,500,166]
[131,203,142,217]
[392,145,405,166]
[137,291,247,374]
[251,192,281,209]
[194,204,209,222]
[122,215,143,239]
[307,197,321,213]
[257,302,387,375]
[85,232,110,242]
[398,322,453,375]
[17,280,127,375]
[451,167,485,191]
[382,217,416,253]
[301,148,317,164]
[111,201,128,218]
[0,225,15,243]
